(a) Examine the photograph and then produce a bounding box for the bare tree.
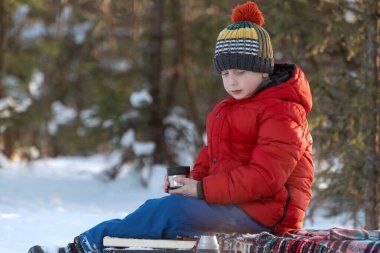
[0,0,4,98]
[146,0,168,165]
[0,0,14,159]
[363,0,379,230]
[171,0,203,148]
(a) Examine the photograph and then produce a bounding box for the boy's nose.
[228,76,238,86]
[230,80,238,87]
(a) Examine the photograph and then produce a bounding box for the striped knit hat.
[214,1,274,74]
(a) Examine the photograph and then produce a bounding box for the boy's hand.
[168,178,198,198]
[164,175,170,193]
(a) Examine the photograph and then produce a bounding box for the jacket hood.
[259,63,312,115]
[226,63,313,115]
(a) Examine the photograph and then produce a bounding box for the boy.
[29,1,313,253]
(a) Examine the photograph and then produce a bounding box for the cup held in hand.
[167,166,190,190]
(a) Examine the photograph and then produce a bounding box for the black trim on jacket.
[255,63,296,94]
[273,184,292,233]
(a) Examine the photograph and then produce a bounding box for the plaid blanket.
[216,228,380,253]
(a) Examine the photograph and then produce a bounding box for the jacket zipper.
[210,104,226,165]
[273,184,291,233]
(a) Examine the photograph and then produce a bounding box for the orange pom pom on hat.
[214,1,274,74]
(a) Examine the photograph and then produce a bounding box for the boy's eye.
[237,70,245,74]
[221,71,228,76]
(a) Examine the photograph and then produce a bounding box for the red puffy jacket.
[190,63,314,235]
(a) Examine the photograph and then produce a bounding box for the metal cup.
[167,166,190,190]
[196,235,220,253]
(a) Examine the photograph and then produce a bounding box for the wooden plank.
[103,249,194,253]
[103,237,197,249]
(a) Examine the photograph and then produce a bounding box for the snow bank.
[0,153,167,253]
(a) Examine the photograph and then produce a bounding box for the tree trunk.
[146,0,168,164]
[363,0,379,230]
[164,0,181,113]
[0,0,4,98]
[168,0,203,149]
[0,0,14,159]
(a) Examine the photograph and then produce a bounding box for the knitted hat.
[213,1,274,74]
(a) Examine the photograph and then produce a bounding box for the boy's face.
[221,69,267,100]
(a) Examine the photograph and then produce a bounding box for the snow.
[130,89,153,107]
[20,22,46,41]
[49,101,77,135]
[120,129,155,156]
[0,153,167,253]
[53,5,72,36]
[102,120,114,128]
[0,97,10,111]
[80,107,101,128]
[202,132,207,145]
[15,97,32,113]
[349,71,358,78]
[71,21,93,44]
[164,107,198,166]
[109,60,131,72]
[4,75,19,88]
[0,96,32,118]
[303,210,356,231]
[4,75,30,102]
[133,142,156,156]
[59,6,72,27]
[11,4,30,26]
[0,153,354,253]
[344,11,357,23]
[120,110,140,122]
[51,101,77,125]
[101,59,131,73]
[121,129,135,147]
[29,71,44,99]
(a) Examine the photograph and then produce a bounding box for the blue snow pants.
[78,195,273,253]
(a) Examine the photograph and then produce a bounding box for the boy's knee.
[157,195,196,212]
[160,195,189,208]
[143,195,198,215]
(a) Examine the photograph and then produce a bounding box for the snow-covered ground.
[0,154,350,253]
[0,153,167,253]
